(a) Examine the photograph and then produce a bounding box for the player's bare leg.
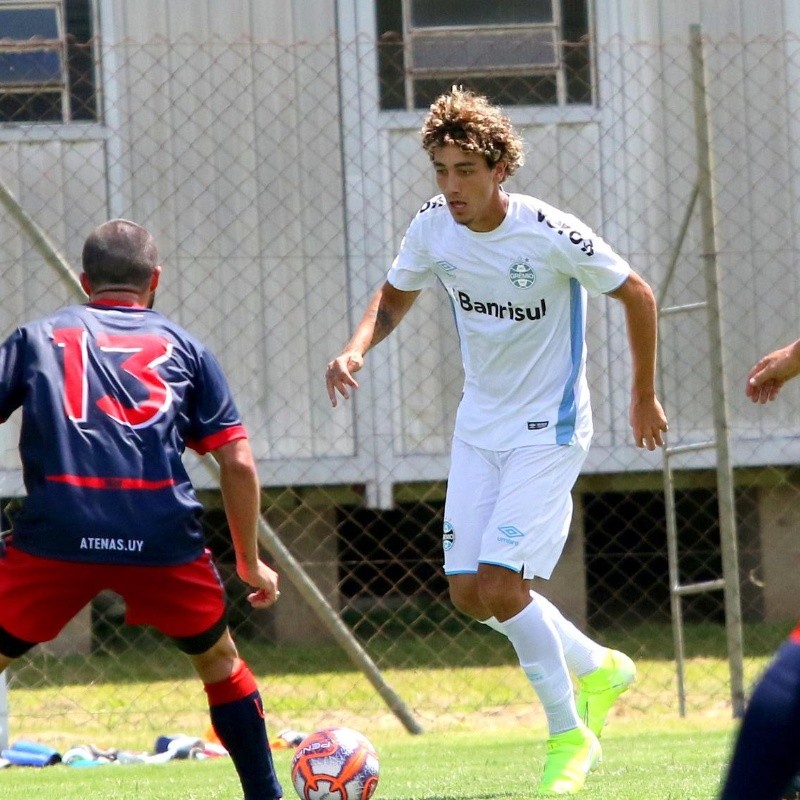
[189,627,238,683]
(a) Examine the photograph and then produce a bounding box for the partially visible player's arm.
[326,281,420,406]
[212,438,279,608]
[0,329,25,425]
[746,339,800,403]
[607,270,668,450]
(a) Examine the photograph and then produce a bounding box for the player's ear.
[150,265,162,291]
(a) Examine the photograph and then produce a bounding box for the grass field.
[0,719,735,799]
[4,651,751,751]
[1,623,773,798]
[4,622,782,750]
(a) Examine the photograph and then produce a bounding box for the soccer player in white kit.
[326,87,668,795]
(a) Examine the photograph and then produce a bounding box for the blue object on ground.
[0,744,61,767]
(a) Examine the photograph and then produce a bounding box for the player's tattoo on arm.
[374,303,399,342]
[355,284,417,353]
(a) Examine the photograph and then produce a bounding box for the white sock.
[531,591,607,677]
[499,602,581,734]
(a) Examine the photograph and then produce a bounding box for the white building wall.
[1,0,800,497]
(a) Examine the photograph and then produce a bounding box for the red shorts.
[0,543,227,645]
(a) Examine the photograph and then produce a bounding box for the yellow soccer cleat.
[538,724,602,796]
[577,649,636,738]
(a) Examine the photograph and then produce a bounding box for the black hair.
[82,219,158,291]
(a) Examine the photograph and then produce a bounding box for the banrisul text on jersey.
[455,290,547,322]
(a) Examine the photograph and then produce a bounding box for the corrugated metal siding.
[2,0,800,497]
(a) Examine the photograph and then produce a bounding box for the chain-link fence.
[1,27,800,750]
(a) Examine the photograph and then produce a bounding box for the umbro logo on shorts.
[497,525,524,546]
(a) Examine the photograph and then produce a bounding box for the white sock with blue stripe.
[499,601,581,734]
[530,591,607,677]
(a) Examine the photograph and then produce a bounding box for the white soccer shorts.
[442,437,588,580]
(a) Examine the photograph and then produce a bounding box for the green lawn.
[0,721,735,800]
[5,622,781,751]
[0,622,772,798]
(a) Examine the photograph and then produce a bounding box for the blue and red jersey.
[0,301,246,566]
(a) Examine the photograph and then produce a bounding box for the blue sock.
[720,639,800,800]
[206,661,283,800]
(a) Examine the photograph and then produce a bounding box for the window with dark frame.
[376,0,592,111]
[0,0,98,124]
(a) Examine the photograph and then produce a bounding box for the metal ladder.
[657,25,744,717]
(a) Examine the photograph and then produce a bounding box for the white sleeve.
[549,214,631,297]
[386,212,438,292]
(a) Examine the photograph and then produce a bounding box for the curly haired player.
[0,219,283,800]
[326,86,667,795]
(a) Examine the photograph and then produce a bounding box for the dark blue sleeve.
[185,346,247,454]
[0,328,26,423]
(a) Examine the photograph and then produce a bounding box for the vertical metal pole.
[657,147,700,721]
[662,452,687,716]
[690,24,746,717]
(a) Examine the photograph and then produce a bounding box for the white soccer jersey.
[387,192,631,451]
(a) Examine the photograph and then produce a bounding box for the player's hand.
[237,559,280,609]
[747,375,784,404]
[746,340,800,403]
[326,351,364,407]
[630,394,668,450]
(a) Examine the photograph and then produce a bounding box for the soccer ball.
[290,727,380,800]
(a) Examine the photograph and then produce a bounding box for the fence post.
[691,23,746,717]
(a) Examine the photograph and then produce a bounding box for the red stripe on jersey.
[790,623,800,643]
[188,424,247,455]
[88,300,146,308]
[47,474,176,490]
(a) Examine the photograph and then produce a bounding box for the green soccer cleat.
[576,649,636,738]
[538,724,602,796]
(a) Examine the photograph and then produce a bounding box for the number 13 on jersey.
[53,328,173,427]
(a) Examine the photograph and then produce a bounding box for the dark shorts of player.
[0,542,229,658]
